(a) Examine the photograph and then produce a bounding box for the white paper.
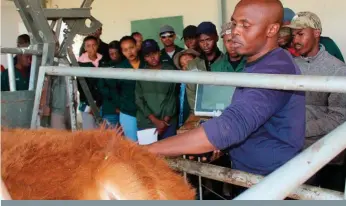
[137,128,158,145]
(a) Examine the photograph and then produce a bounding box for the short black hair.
[119,36,136,47]
[17,34,30,44]
[109,40,121,50]
[131,32,142,37]
[83,35,98,44]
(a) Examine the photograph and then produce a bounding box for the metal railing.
[37,65,346,200]
[1,46,42,91]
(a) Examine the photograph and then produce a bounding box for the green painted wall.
[131,16,185,49]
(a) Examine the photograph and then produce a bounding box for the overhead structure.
[1,0,105,131]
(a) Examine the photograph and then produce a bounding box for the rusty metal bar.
[166,158,344,200]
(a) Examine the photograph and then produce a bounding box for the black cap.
[181,25,198,40]
[141,39,160,56]
[196,21,217,36]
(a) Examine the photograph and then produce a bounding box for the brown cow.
[1,126,196,200]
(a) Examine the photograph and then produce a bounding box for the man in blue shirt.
[145,0,305,178]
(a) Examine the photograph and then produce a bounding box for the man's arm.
[146,87,293,156]
[163,83,177,122]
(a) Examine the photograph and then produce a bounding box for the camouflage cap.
[220,22,232,38]
[279,27,291,37]
[283,11,322,33]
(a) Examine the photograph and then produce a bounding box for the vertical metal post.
[28,45,38,91]
[183,155,187,183]
[6,54,16,91]
[198,157,203,200]
[30,66,47,128]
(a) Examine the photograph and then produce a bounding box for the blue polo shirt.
[202,48,306,176]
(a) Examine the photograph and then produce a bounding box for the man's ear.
[267,23,281,38]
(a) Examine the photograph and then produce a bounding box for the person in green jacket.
[1,53,31,91]
[77,35,108,130]
[211,22,246,73]
[159,25,184,69]
[136,39,178,140]
[96,40,125,127]
[116,36,146,142]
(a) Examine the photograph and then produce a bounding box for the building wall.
[1,0,346,66]
[0,0,26,68]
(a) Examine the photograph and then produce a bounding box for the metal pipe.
[42,66,346,93]
[234,122,346,200]
[6,54,16,92]
[166,158,344,200]
[1,47,42,56]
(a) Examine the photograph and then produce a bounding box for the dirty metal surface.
[166,158,344,200]
[1,91,35,129]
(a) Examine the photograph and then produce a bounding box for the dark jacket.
[160,45,184,70]
[116,59,146,117]
[211,54,246,73]
[1,67,30,91]
[97,60,121,116]
[77,54,108,112]
[135,63,177,129]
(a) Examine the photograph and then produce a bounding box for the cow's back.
[1,127,196,200]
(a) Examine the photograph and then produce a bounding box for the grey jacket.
[294,45,346,142]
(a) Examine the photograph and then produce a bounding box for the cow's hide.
[1,126,196,200]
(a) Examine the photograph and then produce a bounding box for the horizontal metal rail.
[42,66,346,93]
[1,47,42,56]
[234,121,346,200]
[166,158,344,200]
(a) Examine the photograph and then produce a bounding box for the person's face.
[179,54,195,70]
[121,40,138,61]
[18,54,32,68]
[109,48,121,62]
[160,32,176,47]
[230,4,276,56]
[17,38,29,48]
[198,34,217,55]
[184,37,198,50]
[84,39,98,57]
[292,28,320,57]
[133,34,143,50]
[223,33,239,58]
[278,34,292,48]
[144,51,160,67]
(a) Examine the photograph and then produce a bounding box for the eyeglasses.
[160,33,174,39]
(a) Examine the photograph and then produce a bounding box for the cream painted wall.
[225,0,346,60]
[49,0,224,50]
[0,0,27,68]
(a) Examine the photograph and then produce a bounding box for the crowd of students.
[1,1,345,199]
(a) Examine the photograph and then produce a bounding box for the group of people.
[1,0,345,199]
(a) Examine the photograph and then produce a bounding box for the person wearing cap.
[172,49,201,128]
[283,8,344,62]
[116,35,146,142]
[181,25,201,53]
[285,11,346,167]
[210,22,246,73]
[159,25,184,69]
[185,21,224,114]
[135,39,178,140]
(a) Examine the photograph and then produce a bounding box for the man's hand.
[149,115,169,135]
[115,108,120,114]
